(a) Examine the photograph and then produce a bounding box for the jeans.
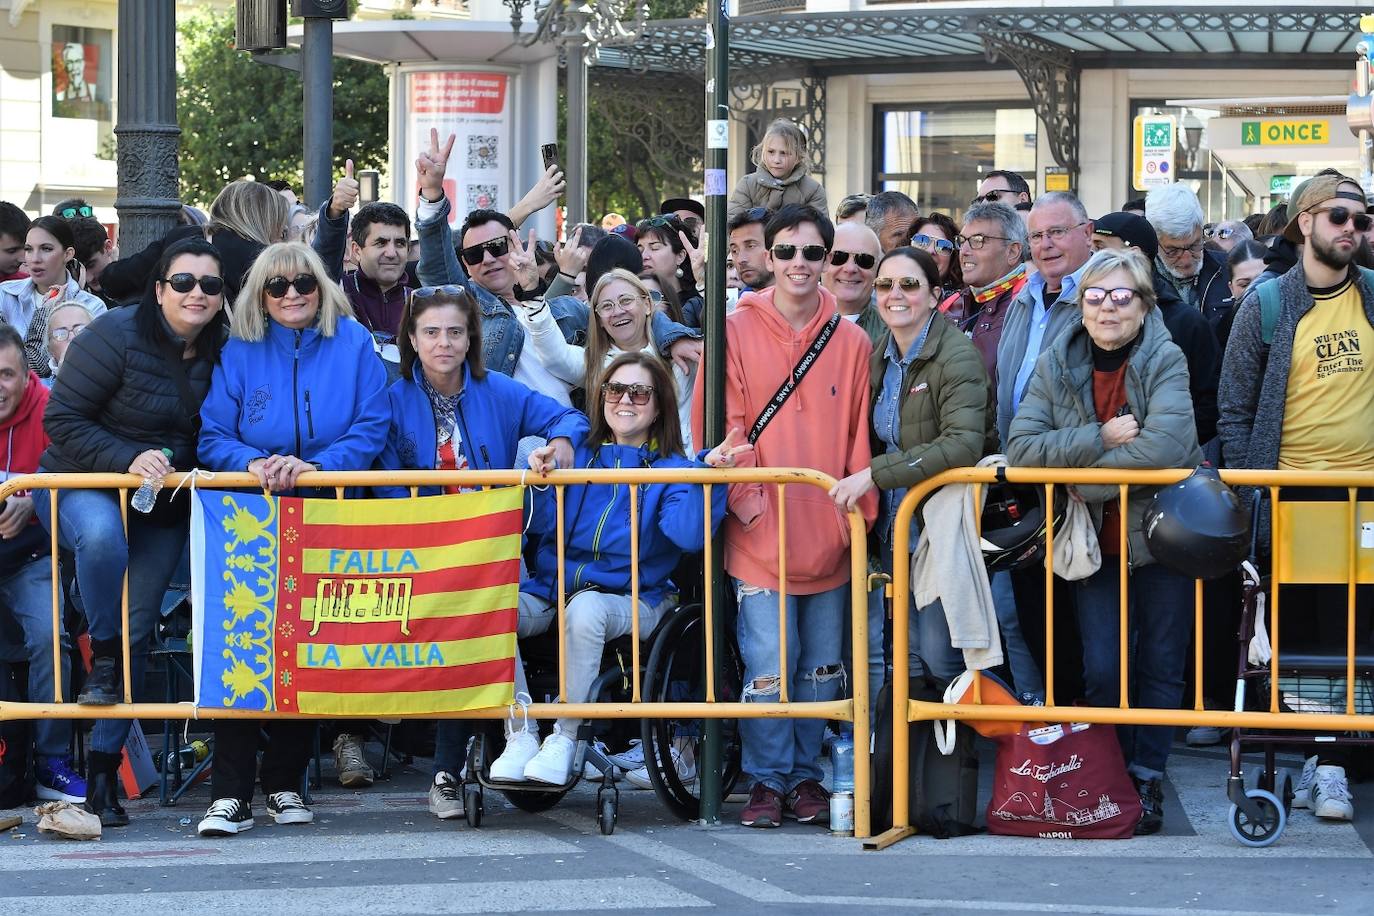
[991,570,1044,701]
[0,555,71,755]
[33,485,189,755]
[878,538,961,684]
[1075,559,1192,780]
[735,578,848,794]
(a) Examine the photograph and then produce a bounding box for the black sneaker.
[267,791,314,825]
[77,657,120,706]
[1133,776,1164,836]
[198,798,254,836]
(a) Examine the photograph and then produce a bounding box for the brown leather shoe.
[784,778,830,824]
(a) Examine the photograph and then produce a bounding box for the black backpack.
[869,673,980,837]
[0,661,33,809]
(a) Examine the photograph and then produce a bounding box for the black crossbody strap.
[748,313,840,445]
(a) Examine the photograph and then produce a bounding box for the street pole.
[563,22,589,227]
[114,0,181,256]
[699,0,729,827]
[302,16,334,209]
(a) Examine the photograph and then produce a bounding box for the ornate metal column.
[114,0,181,255]
[981,31,1080,177]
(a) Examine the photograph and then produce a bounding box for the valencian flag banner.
[190,487,522,715]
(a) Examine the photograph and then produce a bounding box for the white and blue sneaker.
[35,755,87,803]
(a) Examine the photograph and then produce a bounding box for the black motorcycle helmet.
[980,482,1064,572]
[1143,465,1252,580]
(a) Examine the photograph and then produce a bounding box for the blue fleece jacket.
[198,317,390,472]
[376,363,589,497]
[524,442,727,607]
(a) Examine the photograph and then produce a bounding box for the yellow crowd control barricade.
[865,466,1374,850]
[0,467,873,838]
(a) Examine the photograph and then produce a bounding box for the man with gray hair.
[948,202,1029,386]
[865,190,920,253]
[1146,184,1231,335]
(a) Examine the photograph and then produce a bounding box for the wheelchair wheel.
[1228,788,1286,848]
[639,603,744,821]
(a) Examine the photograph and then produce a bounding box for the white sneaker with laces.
[429,771,465,819]
[1291,755,1319,810]
[524,727,577,785]
[267,791,314,825]
[333,733,374,788]
[608,740,646,771]
[1312,764,1355,821]
[582,739,612,779]
[197,798,253,836]
[626,742,697,790]
[489,694,541,782]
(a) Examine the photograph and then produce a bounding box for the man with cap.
[660,198,705,237]
[1219,171,1374,823]
[1092,211,1219,445]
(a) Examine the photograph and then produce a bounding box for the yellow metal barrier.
[865,466,1374,850]
[0,467,873,838]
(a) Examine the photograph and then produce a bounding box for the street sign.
[1269,175,1296,197]
[1133,114,1175,190]
[1044,166,1071,192]
[1240,119,1330,146]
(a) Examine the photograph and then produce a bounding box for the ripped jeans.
[734,578,847,795]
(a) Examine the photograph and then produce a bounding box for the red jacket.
[1,373,49,478]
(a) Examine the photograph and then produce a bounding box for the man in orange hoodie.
[693,204,877,828]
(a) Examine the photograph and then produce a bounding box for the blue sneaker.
[36,755,88,803]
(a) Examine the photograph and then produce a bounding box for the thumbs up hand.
[328,158,360,219]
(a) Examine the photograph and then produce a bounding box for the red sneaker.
[784,779,830,824]
[740,783,783,828]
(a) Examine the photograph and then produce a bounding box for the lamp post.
[503,0,649,225]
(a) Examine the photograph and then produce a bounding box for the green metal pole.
[699,0,729,827]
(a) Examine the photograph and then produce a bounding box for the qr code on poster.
[467,136,498,169]
[467,185,498,211]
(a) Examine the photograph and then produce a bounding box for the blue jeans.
[33,486,189,754]
[991,570,1044,701]
[878,538,962,684]
[735,578,847,794]
[0,555,71,755]
[1075,560,1192,780]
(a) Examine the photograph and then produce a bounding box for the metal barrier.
[0,467,873,838]
[866,466,1374,850]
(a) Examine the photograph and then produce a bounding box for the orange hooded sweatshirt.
[692,285,877,595]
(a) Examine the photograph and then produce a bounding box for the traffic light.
[235,0,286,52]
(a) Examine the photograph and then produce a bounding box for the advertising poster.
[51,25,112,122]
[407,71,513,225]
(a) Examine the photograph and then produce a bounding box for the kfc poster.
[52,25,112,122]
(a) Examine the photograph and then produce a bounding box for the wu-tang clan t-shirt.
[1278,275,1374,470]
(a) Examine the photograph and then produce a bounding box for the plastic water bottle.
[830,725,855,836]
[131,448,174,514]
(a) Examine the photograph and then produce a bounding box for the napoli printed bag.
[986,722,1141,839]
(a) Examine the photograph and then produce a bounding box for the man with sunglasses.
[1146,184,1231,336]
[946,202,1029,386]
[974,170,1032,210]
[821,221,884,346]
[660,197,705,237]
[728,206,775,291]
[1219,172,1374,823]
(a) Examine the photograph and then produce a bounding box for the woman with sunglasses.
[1007,248,1200,836]
[0,215,106,378]
[635,215,704,328]
[908,213,963,299]
[830,247,995,688]
[487,351,736,786]
[33,238,229,827]
[194,241,389,837]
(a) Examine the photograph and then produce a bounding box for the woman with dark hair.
[908,212,964,295]
[0,215,105,376]
[487,351,738,787]
[32,237,229,827]
[635,215,704,328]
[376,283,587,818]
[1215,239,1271,348]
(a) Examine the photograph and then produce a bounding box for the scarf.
[417,370,461,447]
[972,263,1028,304]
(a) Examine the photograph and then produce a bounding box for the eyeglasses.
[50,324,87,342]
[971,190,1016,205]
[160,273,225,296]
[829,250,876,269]
[1160,238,1204,258]
[1028,222,1087,245]
[873,276,923,293]
[412,284,468,300]
[1309,206,1374,233]
[264,274,318,298]
[770,244,827,262]
[601,381,655,405]
[59,205,94,219]
[1081,287,1138,308]
[956,233,1012,250]
[911,233,956,254]
[459,237,509,266]
[595,294,646,316]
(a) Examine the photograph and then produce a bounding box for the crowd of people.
[0,114,1370,839]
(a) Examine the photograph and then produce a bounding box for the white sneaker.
[429,771,465,819]
[197,798,254,836]
[583,739,612,779]
[523,727,577,785]
[608,740,646,771]
[1312,765,1355,821]
[1291,755,1319,810]
[266,791,314,825]
[489,727,541,781]
[626,742,697,790]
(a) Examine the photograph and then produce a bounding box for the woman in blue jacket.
[195,241,390,838]
[487,351,745,787]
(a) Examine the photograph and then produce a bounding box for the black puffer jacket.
[42,305,215,474]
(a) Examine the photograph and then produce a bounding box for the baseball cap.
[1092,211,1159,262]
[1283,172,1365,243]
[659,197,705,221]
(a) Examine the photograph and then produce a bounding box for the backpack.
[869,673,981,837]
[1255,265,1374,345]
[0,661,33,809]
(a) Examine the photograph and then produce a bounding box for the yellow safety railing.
[865,466,1374,850]
[0,467,873,838]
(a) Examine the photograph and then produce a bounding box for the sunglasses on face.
[873,276,923,293]
[59,205,94,219]
[956,233,1011,250]
[971,190,1015,205]
[160,273,225,296]
[770,244,827,263]
[1204,225,1238,240]
[911,233,956,254]
[601,381,655,405]
[412,283,468,300]
[1310,206,1374,233]
[1081,286,1138,308]
[595,294,646,316]
[459,237,510,266]
[264,274,318,298]
[50,324,87,342]
[829,250,876,269]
